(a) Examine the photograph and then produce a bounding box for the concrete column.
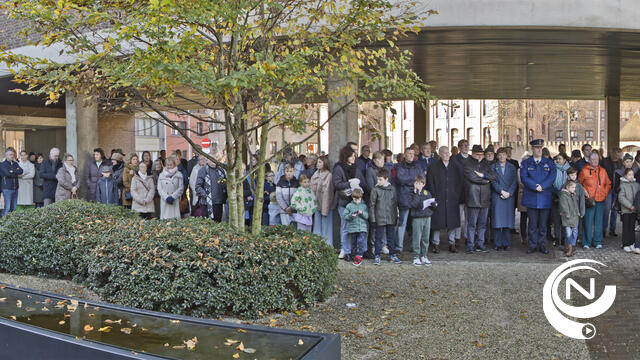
[0,122,5,157]
[413,100,430,145]
[327,78,359,166]
[66,93,98,198]
[605,96,620,154]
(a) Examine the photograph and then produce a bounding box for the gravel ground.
[253,259,590,360]
[0,273,100,301]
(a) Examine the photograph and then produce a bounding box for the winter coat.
[131,174,156,213]
[426,159,463,230]
[552,162,570,194]
[112,162,125,204]
[39,158,62,200]
[290,187,317,217]
[95,177,119,205]
[274,160,304,184]
[356,155,370,175]
[195,165,228,205]
[157,169,183,219]
[177,164,188,196]
[618,177,640,215]
[17,160,34,205]
[55,166,79,202]
[121,164,137,206]
[302,167,317,180]
[263,181,276,212]
[0,160,23,191]
[33,163,44,204]
[574,182,586,217]
[601,157,622,184]
[416,155,436,176]
[343,201,369,233]
[578,164,611,203]
[189,164,203,206]
[463,158,497,208]
[634,189,640,215]
[558,189,580,228]
[332,162,365,208]
[490,162,518,229]
[613,167,637,194]
[394,160,423,209]
[369,182,398,226]
[84,160,105,201]
[573,158,589,174]
[520,156,557,209]
[364,165,382,199]
[408,186,434,218]
[310,170,334,216]
[275,176,299,213]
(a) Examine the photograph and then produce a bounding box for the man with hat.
[520,139,557,254]
[462,144,497,253]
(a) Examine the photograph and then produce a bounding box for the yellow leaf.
[98,326,112,333]
[237,329,247,333]
[9,316,16,320]
[84,325,94,332]
[237,342,244,352]
[16,300,22,308]
[172,345,185,349]
[58,321,65,325]
[104,319,122,325]
[224,338,239,346]
[298,339,304,345]
[89,314,95,318]
[232,354,239,359]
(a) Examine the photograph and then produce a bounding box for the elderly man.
[520,139,557,254]
[452,139,470,242]
[426,146,464,253]
[356,145,371,174]
[0,148,24,216]
[463,145,497,253]
[417,142,436,176]
[39,147,62,206]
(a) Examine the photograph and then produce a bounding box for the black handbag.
[124,191,133,201]
[585,168,600,209]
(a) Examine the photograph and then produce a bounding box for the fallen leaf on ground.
[16,300,21,308]
[298,339,304,345]
[70,299,79,306]
[41,306,49,311]
[237,328,247,333]
[232,354,239,359]
[98,326,112,333]
[121,328,132,334]
[0,298,6,302]
[89,314,95,318]
[164,343,169,347]
[9,316,16,320]
[170,320,180,324]
[184,337,198,350]
[58,321,65,325]
[172,345,185,349]
[224,338,239,346]
[243,347,256,354]
[84,325,93,332]
[104,319,121,324]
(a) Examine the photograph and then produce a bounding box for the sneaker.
[338,249,345,259]
[583,245,589,249]
[353,256,363,267]
[595,244,603,249]
[420,256,431,265]
[623,246,632,252]
[382,246,389,254]
[343,254,353,262]
[373,256,381,265]
[466,249,474,254]
[390,255,401,264]
[476,246,489,253]
[633,247,640,255]
[413,257,422,266]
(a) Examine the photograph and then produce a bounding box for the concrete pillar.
[0,122,5,157]
[327,78,359,166]
[413,100,430,145]
[605,96,620,154]
[66,93,98,198]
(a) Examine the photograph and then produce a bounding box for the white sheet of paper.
[422,198,436,210]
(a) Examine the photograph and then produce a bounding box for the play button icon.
[582,324,596,339]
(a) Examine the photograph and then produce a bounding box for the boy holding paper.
[408,175,437,266]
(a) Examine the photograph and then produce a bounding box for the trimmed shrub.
[0,201,337,319]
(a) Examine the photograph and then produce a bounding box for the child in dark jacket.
[96,165,119,205]
[408,175,435,266]
[369,168,401,265]
[262,171,276,226]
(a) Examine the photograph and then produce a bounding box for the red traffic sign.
[201,138,211,148]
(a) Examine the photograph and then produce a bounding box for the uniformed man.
[520,139,557,254]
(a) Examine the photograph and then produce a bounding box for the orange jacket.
[578,164,611,202]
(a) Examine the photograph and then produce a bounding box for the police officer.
[520,139,557,254]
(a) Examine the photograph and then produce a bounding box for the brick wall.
[98,111,135,155]
[0,10,39,49]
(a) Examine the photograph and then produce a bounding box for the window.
[171,121,187,136]
[269,141,277,155]
[516,128,522,142]
[294,144,302,155]
[483,127,491,145]
[466,100,475,117]
[625,111,631,118]
[197,122,205,136]
[503,129,509,142]
[600,130,606,142]
[585,130,593,141]
[451,128,460,146]
[600,110,605,121]
[586,111,594,121]
[135,117,160,137]
[571,130,578,141]
[436,129,445,146]
[555,130,563,141]
[307,143,318,154]
[467,128,475,146]
[528,129,533,140]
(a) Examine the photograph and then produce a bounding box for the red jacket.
[578,164,611,202]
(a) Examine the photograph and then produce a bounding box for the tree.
[1,0,432,233]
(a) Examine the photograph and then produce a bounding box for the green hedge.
[0,201,337,319]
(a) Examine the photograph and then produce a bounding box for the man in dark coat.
[426,146,463,253]
[0,148,24,216]
[573,143,592,174]
[463,145,497,253]
[601,147,622,237]
[84,148,106,201]
[39,147,62,206]
[416,142,436,176]
[394,147,422,252]
[452,139,470,242]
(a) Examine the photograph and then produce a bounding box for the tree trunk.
[251,113,269,235]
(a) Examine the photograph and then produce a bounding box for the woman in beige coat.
[131,162,156,219]
[55,153,79,201]
[121,153,139,208]
[157,155,183,219]
[310,155,335,246]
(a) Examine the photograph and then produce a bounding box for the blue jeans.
[583,201,604,247]
[466,207,488,250]
[602,191,616,232]
[262,210,270,226]
[396,208,410,251]
[528,207,550,250]
[313,210,334,247]
[564,226,578,246]
[375,224,396,256]
[350,232,367,257]
[338,206,351,255]
[2,189,18,216]
[494,228,511,248]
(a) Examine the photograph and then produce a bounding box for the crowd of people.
[2,138,640,266]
